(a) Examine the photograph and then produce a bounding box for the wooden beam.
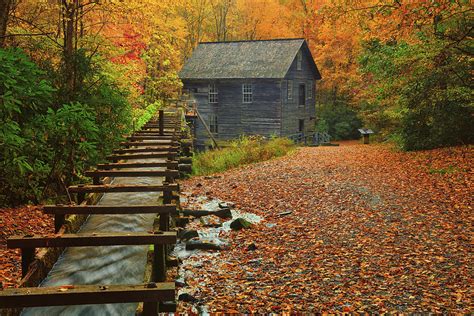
[135,130,175,134]
[113,147,179,154]
[120,141,177,147]
[0,283,175,308]
[107,153,177,160]
[43,204,177,215]
[85,170,179,178]
[133,132,176,137]
[7,231,177,248]
[68,183,178,194]
[127,136,177,141]
[96,161,178,170]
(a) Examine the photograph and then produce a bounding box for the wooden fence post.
[159,110,164,136]
[54,214,65,233]
[21,247,35,277]
[153,244,166,282]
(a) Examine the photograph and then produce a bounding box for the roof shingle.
[179,39,318,79]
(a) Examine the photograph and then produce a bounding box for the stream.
[22,159,164,316]
[173,195,262,314]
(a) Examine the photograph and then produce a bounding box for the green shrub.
[192,137,295,176]
[315,102,362,140]
[0,48,135,205]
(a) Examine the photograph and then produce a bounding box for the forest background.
[0,0,472,205]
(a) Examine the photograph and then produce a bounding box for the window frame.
[298,83,306,106]
[306,80,313,100]
[287,80,293,100]
[208,83,218,104]
[242,83,253,104]
[209,114,218,134]
[297,51,302,71]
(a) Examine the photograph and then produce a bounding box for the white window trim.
[208,83,218,104]
[242,83,253,104]
[287,80,293,100]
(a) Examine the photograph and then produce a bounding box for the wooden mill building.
[179,38,322,148]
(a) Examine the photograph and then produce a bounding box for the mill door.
[299,119,304,132]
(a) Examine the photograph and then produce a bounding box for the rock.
[181,209,211,217]
[248,259,262,266]
[218,202,235,209]
[175,278,187,287]
[185,240,223,251]
[175,216,191,227]
[179,230,199,241]
[246,243,257,251]
[213,207,233,219]
[178,293,198,303]
[230,218,252,230]
[204,175,221,179]
[199,215,223,227]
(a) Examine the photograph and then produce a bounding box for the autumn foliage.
[180,142,473,313]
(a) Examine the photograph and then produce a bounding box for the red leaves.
[178,141,473,313]
[0,205,53,288]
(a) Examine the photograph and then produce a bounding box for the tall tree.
[0,0,13,47]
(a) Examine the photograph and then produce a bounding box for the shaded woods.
[1,0,472,205]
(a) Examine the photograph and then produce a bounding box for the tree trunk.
[0,0,12,47]
[62,0,76,100]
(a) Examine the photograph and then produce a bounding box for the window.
[297,51,302,70]
[242,83,252,103]
[306,80,313,99]
[287,80,293,100]
[208,83,218,103]
[298,83,306,106]
[209,114,218,133]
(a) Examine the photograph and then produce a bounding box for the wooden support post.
[143,301,159,316]
[93,176,100,185]
[363,134,370,144]
[54,214,65,233]
[21,247,35,278]
[153,244,166,282]
[77,192,86,204]
[159,110,164,136]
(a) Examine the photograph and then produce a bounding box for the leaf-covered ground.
[179,142,473,313]
[0,206,53,288]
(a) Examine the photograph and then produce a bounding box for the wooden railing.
[1,107,193,315]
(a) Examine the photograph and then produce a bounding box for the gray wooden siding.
[183,79,282,148]
[281,47,317,137]
[241,79,281,137]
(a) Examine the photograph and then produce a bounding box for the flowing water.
[22,159,165,316]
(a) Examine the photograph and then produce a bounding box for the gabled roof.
[179,38,321,80]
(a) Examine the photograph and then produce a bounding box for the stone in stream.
[218,202,235,209]
[179,230,199,241]
[175,278,187,287]
[230,218,252,230]
[246,243,257,251]
[175,216,191,227]
[181,209,211,218]
[185,240,224,251]
[178,293,199,303]
[213,207,233,219]
[199,215,223,227]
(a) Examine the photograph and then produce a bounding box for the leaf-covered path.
[180,142,473,313]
